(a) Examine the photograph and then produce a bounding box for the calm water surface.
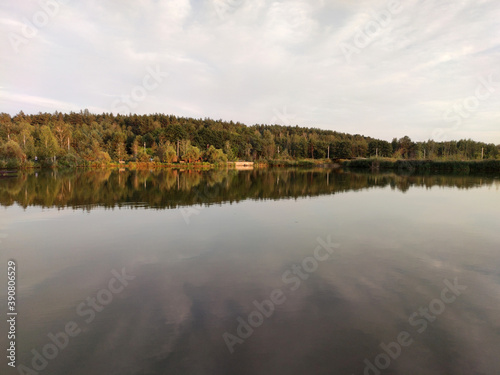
[1,169,500,375]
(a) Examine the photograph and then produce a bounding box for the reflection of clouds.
[5,173,500,374]
[16,238,500,375]
[6,205,75,223]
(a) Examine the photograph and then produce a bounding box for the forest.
[0,110,499,168]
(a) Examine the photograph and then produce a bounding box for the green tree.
[0,140,26,162]
[262,130,276,159]
[131,139,139,159]
[224,140,236,161]
[15,122,36,159]
[333,140,352,158]
[156,141,177,163]
[38,126,59,160]
[183,145,201,162]
[111,133,127,161]
[204,145,227,165]
[53,118,71,150]
[0,113,13,141]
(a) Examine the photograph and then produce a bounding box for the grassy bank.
[265,159,336,167]
[0,159,230,171]
[0,158,333,170]
[344,158,500,173]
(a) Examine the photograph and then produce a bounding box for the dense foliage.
[0,110,498,168]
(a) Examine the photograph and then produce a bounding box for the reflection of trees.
[0,169,497,210]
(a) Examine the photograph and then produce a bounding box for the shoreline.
[343,158,500,173]
[1,158,500,174]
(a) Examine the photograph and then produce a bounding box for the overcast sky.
[1,0,499,143]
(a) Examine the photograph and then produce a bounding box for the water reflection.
[0,168,498,209]
[1,169,499,375]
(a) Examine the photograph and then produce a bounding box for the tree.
[203,145,227,165]
[379,140,392,157]
[224,140,236,161]
[111,133,127,161]
[485,144,498,159]
[0,113,13,141]
[15,121,36,159]
[136,148,150,162]
[398,136,414,159]
[131,139,139,159]
[53,118,71,149]
[262,130,276,159]
[391,138,398,156]
[156,141,177,163]
[368,140,379,157]
[1,111,496,165]
[352,138,368,157]
[333,140,352,158]
[38,126,59,160]
[0,140,26,161]
[165,144,177,163]
[182,145,201,162]
[114,141,127,162]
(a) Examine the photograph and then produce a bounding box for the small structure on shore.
[231,161,254,170]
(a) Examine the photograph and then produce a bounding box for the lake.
[1,168,500,375]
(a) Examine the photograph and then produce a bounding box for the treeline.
[0,110,498,168]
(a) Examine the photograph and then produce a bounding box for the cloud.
[1,0,499,143]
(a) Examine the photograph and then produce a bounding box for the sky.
[0,0,499,143]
